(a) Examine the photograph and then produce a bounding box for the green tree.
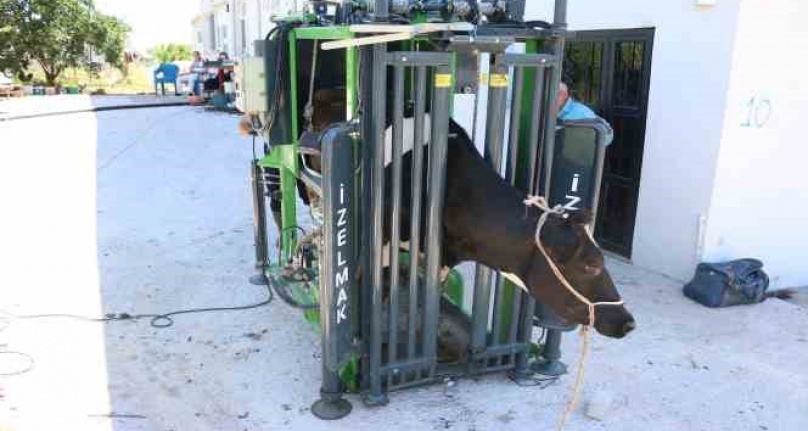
[0,0,30,80]
[0,0,129,85]
[149,43,193,63]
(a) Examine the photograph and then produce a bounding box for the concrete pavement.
[0,106,806,431]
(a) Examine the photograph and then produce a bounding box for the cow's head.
[522,209,635,338]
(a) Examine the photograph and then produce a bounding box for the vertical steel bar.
[471,56,510,363]
[359,45,375,395]
[472,54,508,368]
[408,66,427,375]
[536,2,569,375]
[590,131,607,227]
[554,0,568,28]
[250,160,269,274]
[505,67,526,360]
[541,57,564,196]
[312,126,354,420]
[514,64,546,376]
[368,43,388,402]
[423,64,452,375]
[387,66,406,383]
[506,67,525,183]
[375,0,389,19]
[528,69,547,193]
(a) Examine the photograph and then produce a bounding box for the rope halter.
[523,195,625,325]
[523,196,625,431]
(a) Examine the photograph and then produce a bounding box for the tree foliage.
[0,0,129,85]
[149,43,193,64]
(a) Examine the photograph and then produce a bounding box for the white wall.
[525,0,743,281]
[703,0,808,288]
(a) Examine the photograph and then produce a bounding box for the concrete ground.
[1,105,807,431]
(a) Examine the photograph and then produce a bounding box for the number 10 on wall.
[741,96,772,128]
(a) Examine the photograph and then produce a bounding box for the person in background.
[191,51,205,69]
[184,51,206,96]
[555,82,614,146]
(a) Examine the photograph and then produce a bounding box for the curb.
[0,101,190,122]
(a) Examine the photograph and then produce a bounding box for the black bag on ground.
[683,258,770,307]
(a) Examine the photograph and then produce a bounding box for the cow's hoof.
[249,273,269,286]
[311,397,352,420]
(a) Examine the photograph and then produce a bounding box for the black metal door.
[564,28,654,258]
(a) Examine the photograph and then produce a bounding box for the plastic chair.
[154,63,180,96]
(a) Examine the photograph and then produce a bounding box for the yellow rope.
[522,196,624,431]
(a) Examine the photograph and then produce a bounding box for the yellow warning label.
[489,73,509,88]
[434,74,453,88]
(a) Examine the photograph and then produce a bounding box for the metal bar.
[387,52,453,66]
[506,67,525,185]
[515,292,536,368]
[471,56,510,358]
[590,131,607,227]
[505,62,525,354]
[471,343,530,359]
[503,53,556,67]
[312,125,355,419]
[387,66,406,379]
[375,0,389,20]
[423,63,452,376]
[368,43,388,404]
[513,43,543,379]
[491,278,505,348]
[279,29,301,263]
[484,56,509,191]
[470,263,492,354]
[541,55,564,197]
[554,0,568,29]
[536,17,568,374]
[380,358,432,374]
[408,66,428,371]
[359,45,375,396]
[484,55,508,362]
[528,68,547,193]
[507,287,523,345]
[346,47,358,119]
[250,160,269,273]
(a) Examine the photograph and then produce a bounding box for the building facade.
[197,0,808,289]
[192,0,306,59]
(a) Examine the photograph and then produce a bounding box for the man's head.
[555,82,570,113]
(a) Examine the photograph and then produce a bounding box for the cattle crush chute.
[237,0,611,419]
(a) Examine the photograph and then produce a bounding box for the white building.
[192,0,306,60]
[526,0,808,288]
[197,0,808,289]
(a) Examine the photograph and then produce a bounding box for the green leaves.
[0,0,130,85]
[149,43,193,64]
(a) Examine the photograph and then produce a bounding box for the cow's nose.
[622,319,636,335]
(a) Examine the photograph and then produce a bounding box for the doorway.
[564,28,654,258]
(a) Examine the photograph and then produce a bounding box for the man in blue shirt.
[555,82,614,146]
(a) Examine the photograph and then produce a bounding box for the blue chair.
[153,63,180,96]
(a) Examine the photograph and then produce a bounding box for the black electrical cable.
[1,284,273,330]
[0,283,272,376]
